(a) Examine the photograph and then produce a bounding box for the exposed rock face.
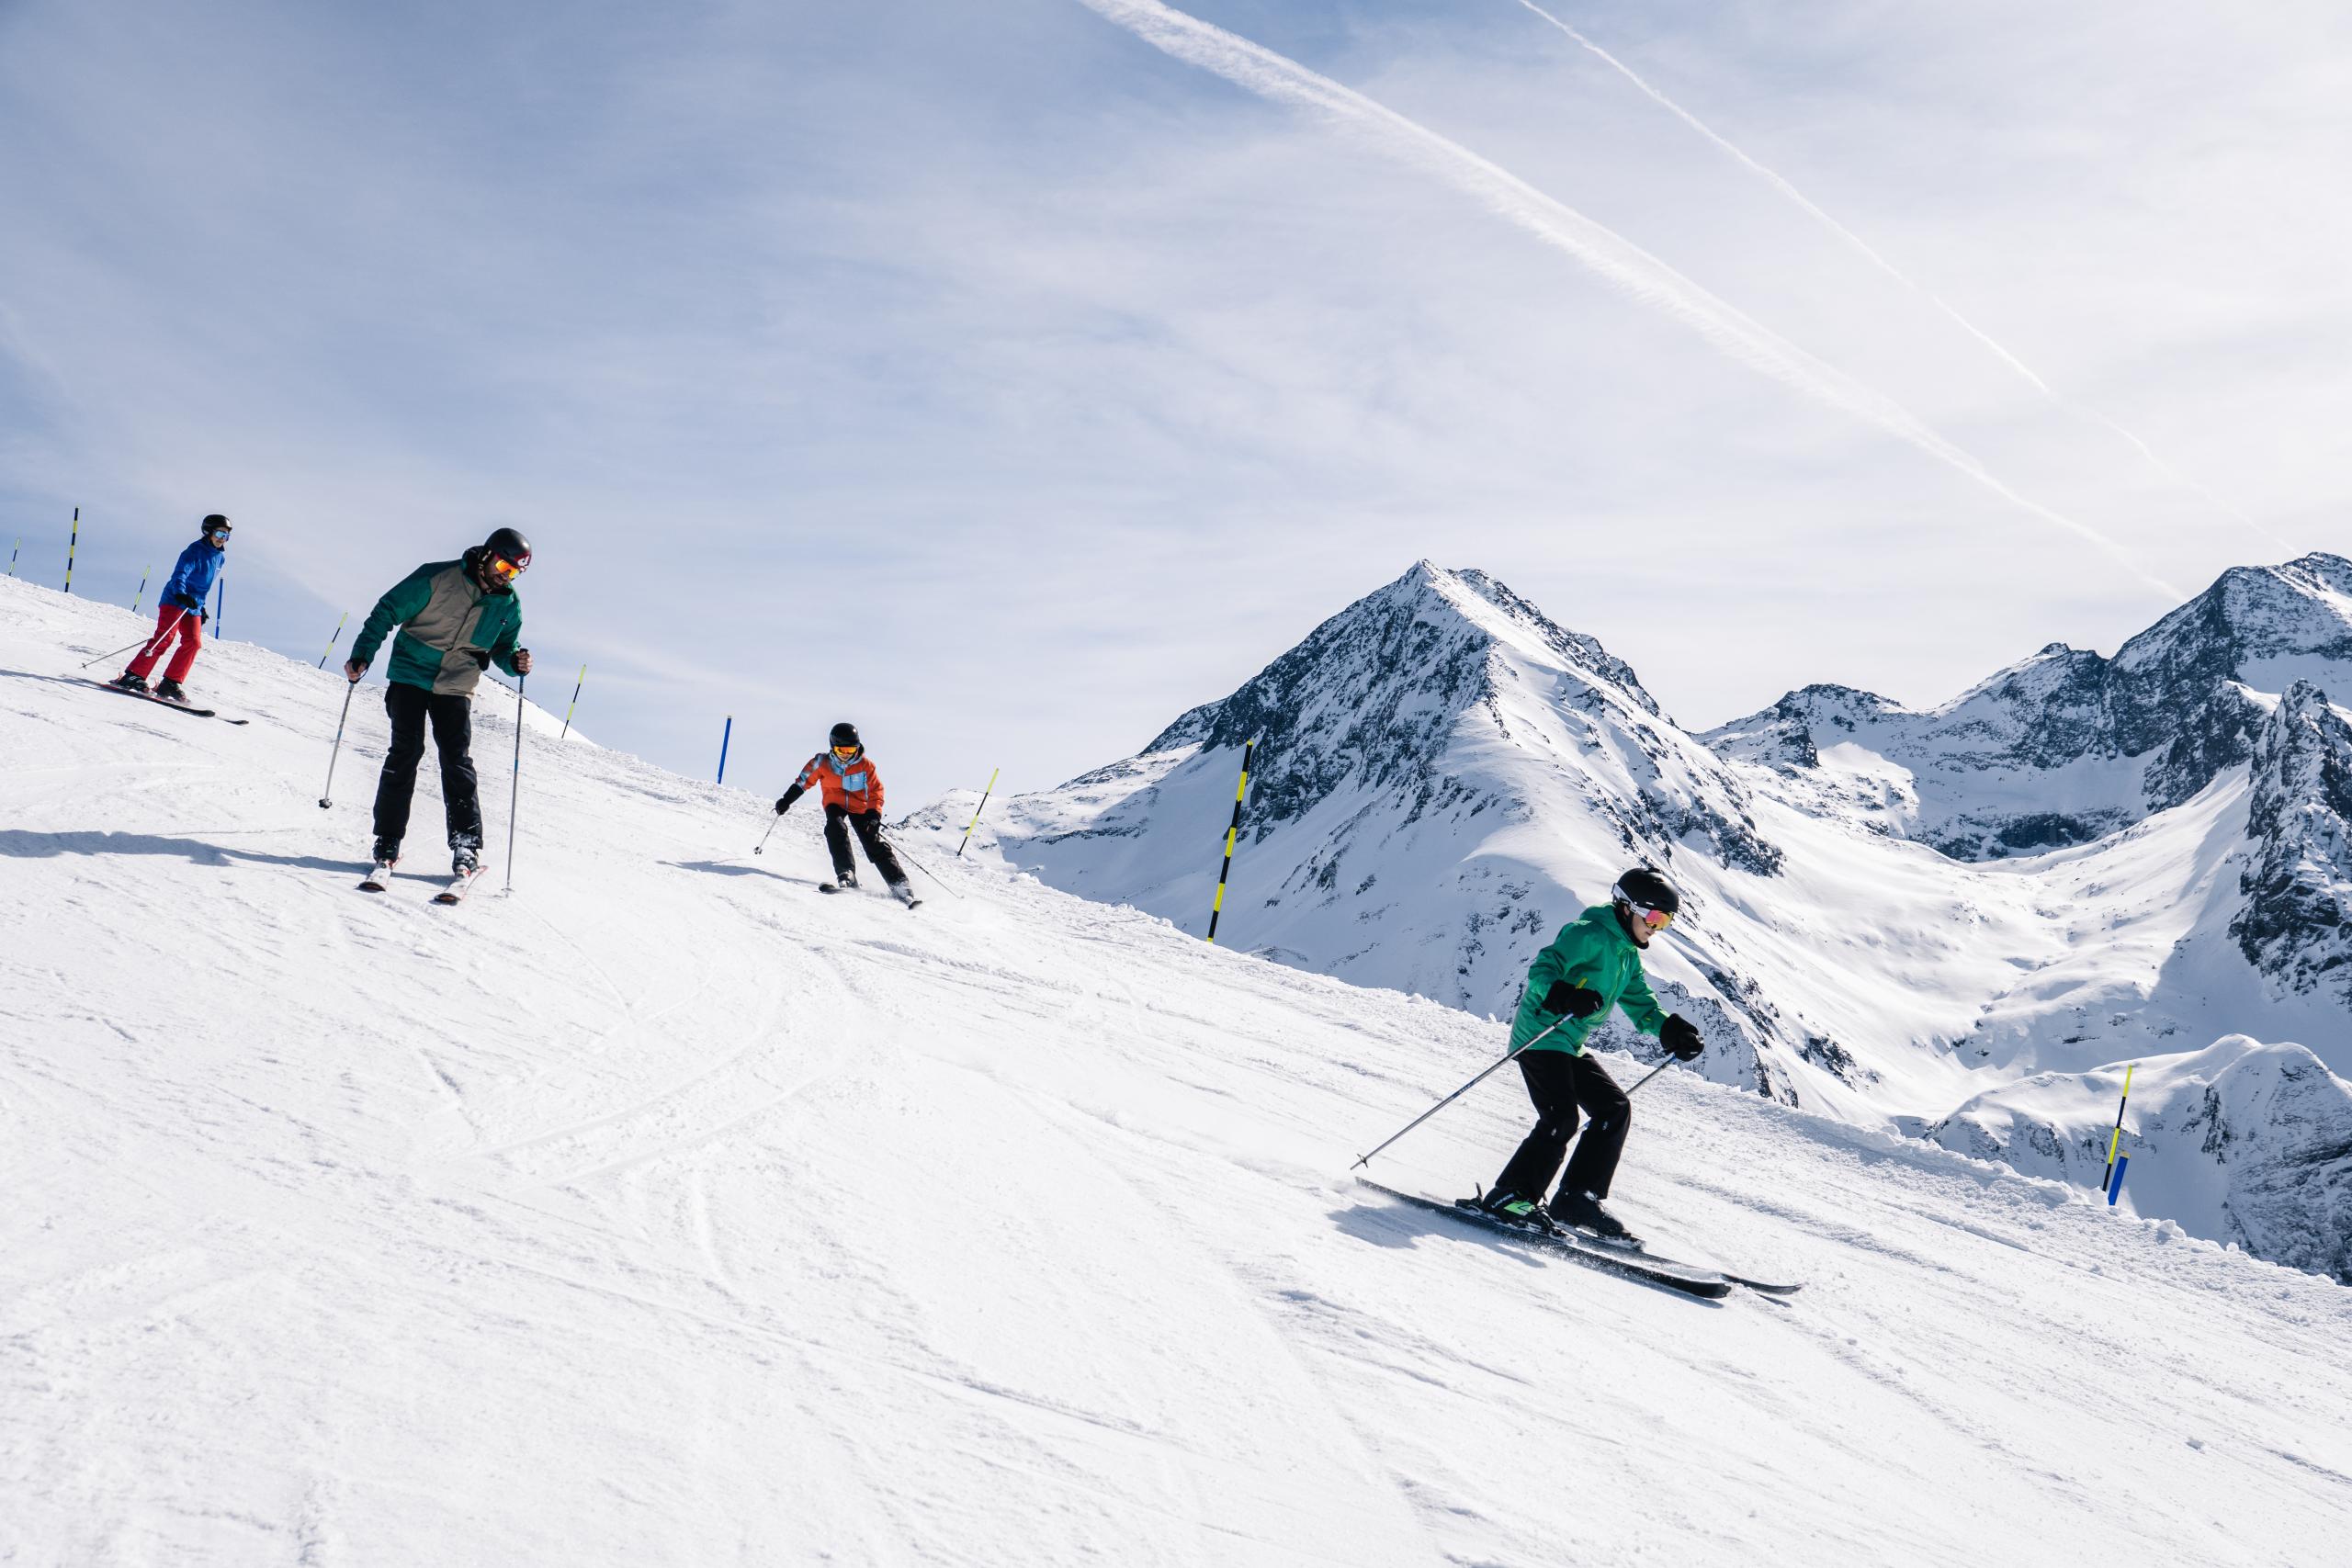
[2232,682,2352,1006]
[1705,553,2352,860]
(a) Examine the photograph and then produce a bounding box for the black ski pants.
[372,682,482,853]
[824,803,908,886]
[1492,1049,1630,1204]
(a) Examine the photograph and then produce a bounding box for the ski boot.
[1475,1189,1559,1235]
[817,867,859,894]
[1551,1190,1640,1247]
[108,671,150,694]
[452,847,481,878]
[153,678,189,705]
[888,879,921,908]
[361,840,401,892]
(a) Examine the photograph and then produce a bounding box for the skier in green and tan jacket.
[1477,865,1704,1244]
[344,528,535,878]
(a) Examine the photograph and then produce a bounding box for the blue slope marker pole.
[717,715,733,785]
[2106,1155,2130,1206]
[7,536,18,575]
[212,571,225,640]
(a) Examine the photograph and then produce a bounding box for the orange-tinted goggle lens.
[1633,906,1674,931]
[832,744,860,759]
[488,555,525,581]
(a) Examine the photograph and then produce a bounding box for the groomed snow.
[6,575,2351,1565]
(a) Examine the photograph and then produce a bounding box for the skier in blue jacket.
[110,514,230,705]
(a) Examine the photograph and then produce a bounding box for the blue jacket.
[162,538,225,615]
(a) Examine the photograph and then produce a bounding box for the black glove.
[1541,980,1605,1020]
[774,796,792,816]
[198,606,209,626]
[1660,1014,1703,1062]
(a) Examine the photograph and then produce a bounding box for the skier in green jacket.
[1477,866,1704,1244]
[344,528,534,880]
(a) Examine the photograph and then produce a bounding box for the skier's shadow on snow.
[1333,1201,1725,1304]
[664,858,795,880]
[0,829,355,875]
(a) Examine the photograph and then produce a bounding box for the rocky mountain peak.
[1142,563,1667,831]
[2232,680,2352,1003]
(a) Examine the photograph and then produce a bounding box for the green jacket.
[1510,905,1669,1055]
[351,553,524,697]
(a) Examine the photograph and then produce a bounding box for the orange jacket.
[784,751,885,816]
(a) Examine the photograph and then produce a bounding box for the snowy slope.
[1929,1036,2352,1283]
[8,574,2352,1564]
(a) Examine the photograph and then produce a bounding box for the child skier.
[1477,865,1704,1244]
[109,513,231,705]
[774,722,918,907]
[343,528,534,886]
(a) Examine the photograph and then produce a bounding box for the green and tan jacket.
[351,551,524,697]
[1510,905,1669,1055]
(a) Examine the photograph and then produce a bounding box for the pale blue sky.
[5,0,2346,810]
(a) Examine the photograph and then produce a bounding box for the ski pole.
[896,840,963,899]
[956,768,1000,857]
[503,674,525,894]
[1351,1019,1569,1170]
[81,606,191,670]
[752,813,785,855]
[319,679,358,807]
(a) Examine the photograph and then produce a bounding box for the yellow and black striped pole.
[62,507,78,594]
[2101,1062,2136,1197]
[132,562,151,615]
[1205,739,1256,943]
[560,663,586,739]
[318,612,348,669]
[956,767,1000,858]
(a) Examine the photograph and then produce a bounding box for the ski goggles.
[485,553,527,582]
[831,744,862,761]
[1626,903,1675,931]
[204,524,232,541]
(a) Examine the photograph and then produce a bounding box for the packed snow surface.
[6,575,2351,1565]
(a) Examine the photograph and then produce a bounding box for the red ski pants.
[127,606,204,682]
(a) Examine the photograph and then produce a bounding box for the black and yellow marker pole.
[1204,739,1257,943]
[956,767,1000,858]
[132,562,151,615]
[560,663,587,739]
[2101,1062,2136,1199]
[318,613,348,669]
[62,507,78,594]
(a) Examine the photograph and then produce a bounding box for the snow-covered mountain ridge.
[983,558,2352,1280]
[14,575,2352,1562]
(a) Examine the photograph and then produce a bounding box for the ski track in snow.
[5,576,2351,1563]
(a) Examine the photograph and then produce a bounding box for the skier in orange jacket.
[775,721,916,905]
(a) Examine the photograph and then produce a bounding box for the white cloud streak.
[1503,0,2289,552]
[1072,0,2188,601]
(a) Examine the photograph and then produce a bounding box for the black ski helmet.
[1611,865,1680,922]
[200,513,232,536]
[481,526,533,570]
[829,721,862,751]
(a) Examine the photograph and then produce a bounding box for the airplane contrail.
[1072,0,2186,600]
[1505,0,2285,550]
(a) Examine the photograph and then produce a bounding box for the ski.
[432,866,487,906]
[90,680,249,724]
[359,861,396,893]
[1358,1179,1745,1300]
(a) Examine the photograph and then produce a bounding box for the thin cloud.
[1504,0,2289,551]
[1073,0,2188,602]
